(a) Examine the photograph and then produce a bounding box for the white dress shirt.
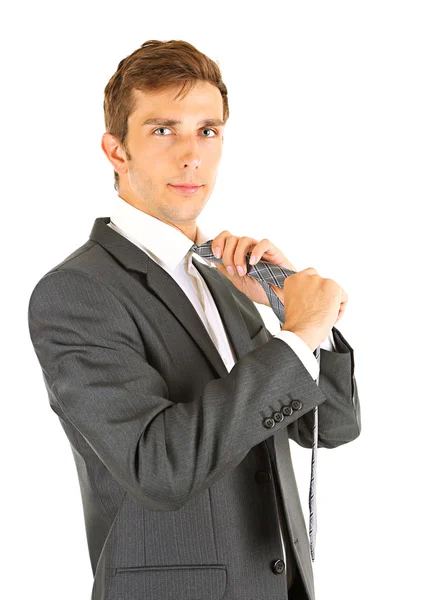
[107,193,335,588]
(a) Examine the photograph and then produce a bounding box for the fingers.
[210,231,237,276]
[222,235,240,276]
[211,235,348,312]
[335,301,346,323]
[211,232,284,277]
[210,230,230,261]
[234,237,261,275]
[211,232,260,277]
[334,287,348,323]
[247,238,282,267]
[325,277,348,306]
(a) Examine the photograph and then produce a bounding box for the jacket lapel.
[89,217,253,378]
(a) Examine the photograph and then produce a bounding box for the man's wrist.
[274,330,320,380]
[281,326,315,353]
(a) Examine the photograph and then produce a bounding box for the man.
[28,40,361,600]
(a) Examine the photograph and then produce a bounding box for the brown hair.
[103,39,230,191]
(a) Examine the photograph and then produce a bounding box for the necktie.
[190,240,320,561]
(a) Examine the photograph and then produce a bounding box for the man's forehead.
[130,84,222,119]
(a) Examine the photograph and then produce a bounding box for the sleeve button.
[263,417,275,428]
[273,411,284,423]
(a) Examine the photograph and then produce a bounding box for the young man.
[28,39,360,600]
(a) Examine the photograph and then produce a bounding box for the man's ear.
[101,132,128,176]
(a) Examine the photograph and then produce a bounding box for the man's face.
[103,81,225,236]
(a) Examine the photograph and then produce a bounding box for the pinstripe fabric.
[27,216,361,600]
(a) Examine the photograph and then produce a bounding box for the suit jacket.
[27,216,361,600]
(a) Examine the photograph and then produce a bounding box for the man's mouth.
[168,184,203,195]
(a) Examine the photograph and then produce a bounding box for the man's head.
[101,40,229,240]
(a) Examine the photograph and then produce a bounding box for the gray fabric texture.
[27,216,361,600]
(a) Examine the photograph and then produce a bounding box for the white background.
[2,1,438,598]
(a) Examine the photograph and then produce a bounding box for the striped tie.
[190,240,320,561]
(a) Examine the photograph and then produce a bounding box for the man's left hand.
[210,231,296,306]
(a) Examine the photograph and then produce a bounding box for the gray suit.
[27,217,361,600]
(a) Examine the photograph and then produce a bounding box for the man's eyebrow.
[141,117,225,127]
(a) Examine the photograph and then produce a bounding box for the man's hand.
[210,230,296,306]
[281,268,349,349]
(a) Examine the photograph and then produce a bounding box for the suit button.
[263,417,275,428]
[273,411,284,423]
[291,400,303,410]
[272,559,285,574]
[281,405,293,416]
[255,470,271,484]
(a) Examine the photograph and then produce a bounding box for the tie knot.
[190,240,221,263]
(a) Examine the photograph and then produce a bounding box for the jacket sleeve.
[28,269,328,512]
[286,326,362,449]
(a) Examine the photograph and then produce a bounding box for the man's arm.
[28,269,328,512]
[288,326,361,448]
[266,326,361,449]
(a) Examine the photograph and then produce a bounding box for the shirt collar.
[108,194,215,272]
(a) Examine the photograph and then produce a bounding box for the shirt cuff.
[274,330,319,380]
[319,328,336,351]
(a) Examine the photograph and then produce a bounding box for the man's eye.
[153,127,172,135]
[152,127,217,136]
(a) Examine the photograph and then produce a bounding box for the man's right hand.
[281,268,348,352]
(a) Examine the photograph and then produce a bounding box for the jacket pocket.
[109,564,227,600]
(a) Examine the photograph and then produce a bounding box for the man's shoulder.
[50,239,97,272]
[29,238,119,302]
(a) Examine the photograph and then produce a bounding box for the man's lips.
[170,183,202,188]
[168,184,203,194]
